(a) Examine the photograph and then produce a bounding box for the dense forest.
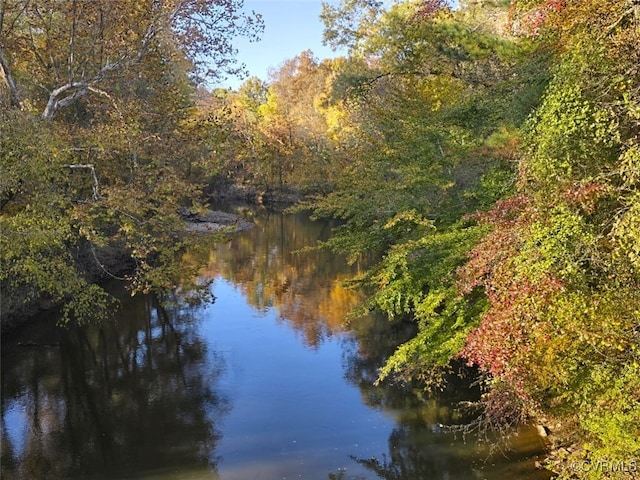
[1,0,639,478]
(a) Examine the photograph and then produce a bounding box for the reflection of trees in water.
[349,425,477,480]
[187,209,369,347]
[347,421,550,480]
[1,293,229,480]
[338,351,548,480]
[341,312,427,414]
[341,316,550,478]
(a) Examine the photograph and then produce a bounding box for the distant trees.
[203,51,344,194]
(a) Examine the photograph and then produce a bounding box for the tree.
[203,53,345,195]
[0,0,263,119]
[258,51,338,191]
[0,0,262,324]
[320,0,385,51]
[302,0,545,392]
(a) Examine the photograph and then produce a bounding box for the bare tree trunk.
[0,46,21,108]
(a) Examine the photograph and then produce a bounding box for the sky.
[214,0,344,90]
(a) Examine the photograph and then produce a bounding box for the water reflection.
[343,424,549,480]
[337,315,551,479]
[187,207,551,480]
[184,209,368,348]
[1,293,229,480]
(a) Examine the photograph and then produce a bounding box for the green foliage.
[305,0,640,473]
[452,1,640,473]
[299,0,546,394]
[524,53,620,190]
[0,0,261,325]
[320,0,385,51]
[579,363,640,461]
[374,225,489,388]
[522,205,597,282]
[0,108,211,324]
[0,113,114,323]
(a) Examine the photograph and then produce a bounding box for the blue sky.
[215,0,344,89]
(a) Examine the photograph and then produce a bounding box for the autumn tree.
[0,0,262,118]
[201,52,345,196]
[454,0,640,475]
[0,0,262,324]
[257,50,339,192]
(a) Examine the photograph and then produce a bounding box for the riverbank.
[1,209,253,332]
[179,207,254,233]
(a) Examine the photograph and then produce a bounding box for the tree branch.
[605,7,634,35]
[64,164,100,200]
[42,81,87,118]
[40,1,174,119]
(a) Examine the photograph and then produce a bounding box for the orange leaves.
[457,194,532,295]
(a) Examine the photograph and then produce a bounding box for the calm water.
[1,208,552,480]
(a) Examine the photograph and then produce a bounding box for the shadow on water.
[336,314,552,480]
[1,292,230,480]
[330,423,550,480]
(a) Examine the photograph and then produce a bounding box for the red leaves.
[458,195,531,295]
[459,274,563,399]
[412,0,451,22]
[517,0,566,37]
[465,194,530,225]
[561,181,609,214]
[456,194,565,405]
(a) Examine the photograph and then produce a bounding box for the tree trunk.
[0,46,21,108]
[42,82,90,119]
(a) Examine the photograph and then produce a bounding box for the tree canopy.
[1,0,262,322]
[0,0,262,118]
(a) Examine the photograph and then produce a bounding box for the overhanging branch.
[64,163,100,200]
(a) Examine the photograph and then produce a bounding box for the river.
[1,207,552,479]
